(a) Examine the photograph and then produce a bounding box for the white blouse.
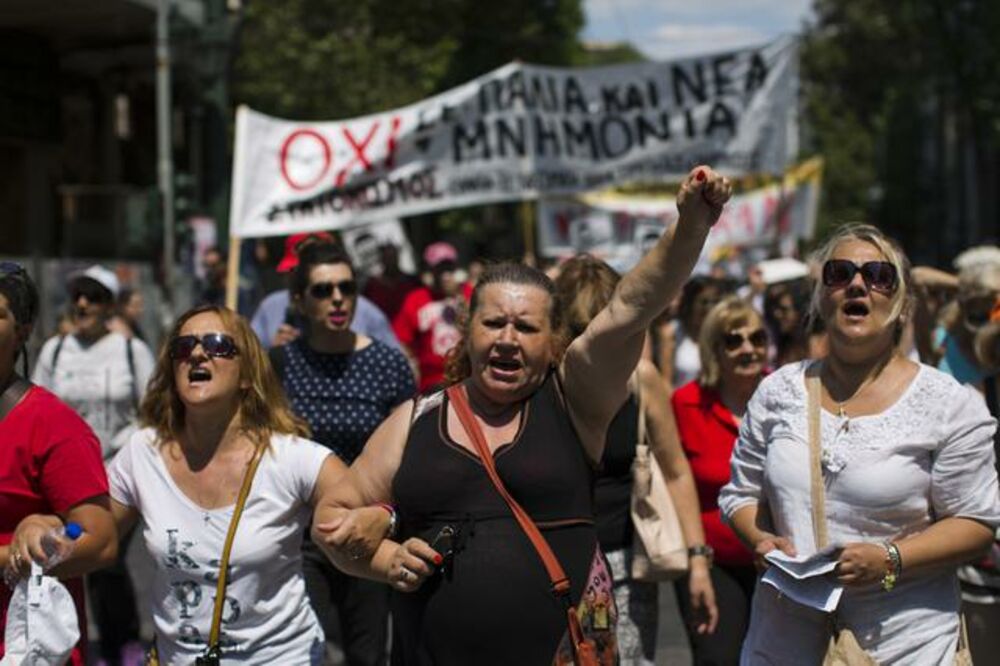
[719,361,1000,664]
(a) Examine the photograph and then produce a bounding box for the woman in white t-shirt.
[108,305,390,665]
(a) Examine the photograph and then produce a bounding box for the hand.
[835,542,887,586]
[4,514,62,586]
[387,538,441,592]
[272,324,300,347]
[752,533,796,572]
[312,506,392,562]
[676,165,733,230]
[687,559,718,635]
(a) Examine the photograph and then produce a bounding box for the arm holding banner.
[560,166,731,463]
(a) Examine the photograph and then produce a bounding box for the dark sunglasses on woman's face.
[722,329,768,351]
[822,259,898,294]
[308,280,357,300]
[169,333,239,361]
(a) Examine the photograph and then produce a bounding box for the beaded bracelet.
[880,542,902,592]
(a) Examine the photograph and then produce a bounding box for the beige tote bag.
[630,379,688,581]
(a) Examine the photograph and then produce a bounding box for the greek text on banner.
[229,37,798,239]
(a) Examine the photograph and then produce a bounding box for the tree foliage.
[801,0,1000,262]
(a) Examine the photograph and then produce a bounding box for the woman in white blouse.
[719,224,1000,664]
[107,305,388,665]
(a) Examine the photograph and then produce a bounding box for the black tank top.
[594,394,639,551]
[390,373,598,665]
[393,373,595,529]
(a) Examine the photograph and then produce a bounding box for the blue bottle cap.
[64,522,83,540]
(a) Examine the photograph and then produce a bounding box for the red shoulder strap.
[446,385,572,597]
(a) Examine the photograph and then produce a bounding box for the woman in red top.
[671,296,765,665]
[0,263,117,665]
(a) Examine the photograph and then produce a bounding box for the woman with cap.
[1,262,118,665]
[392,241,471,392]
[315,167,731,665]
[32,264,156,665]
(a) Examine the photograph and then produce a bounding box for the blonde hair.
[140,304,309,446]
[698,297,763,389]
[807,223,913,336]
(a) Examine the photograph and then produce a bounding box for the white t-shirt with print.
[108,428,330,665]
[32,331,155,458]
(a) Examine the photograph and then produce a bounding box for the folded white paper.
[761,546,844,613]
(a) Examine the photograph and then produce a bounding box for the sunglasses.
[962,296,997,330]
[70,281,113,305]
[308,280,357,300]
[168,333,239,361]
[722,329,768,351]
[822,259,898,294]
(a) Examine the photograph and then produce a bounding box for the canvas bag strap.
[206,443,266,650]
[445,385,572,596]
[634,372,646,447]
[805,363,830,551]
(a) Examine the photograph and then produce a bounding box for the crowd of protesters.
[3,165,1000,665]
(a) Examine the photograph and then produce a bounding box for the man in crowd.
[392,241,470,391]
[362,242,421,322]
[250,232,401,350]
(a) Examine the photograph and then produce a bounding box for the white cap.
[68,265,120,298]
[3,563,81,665]
[756,258,810,285]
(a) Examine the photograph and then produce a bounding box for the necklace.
[825,357,893,431]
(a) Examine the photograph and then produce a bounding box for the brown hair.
[140,304,309,446]
[553,254,620,341]
[443,262,562,384]
[698,297,764,390]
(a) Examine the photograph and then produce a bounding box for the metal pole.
[156,0,175,304]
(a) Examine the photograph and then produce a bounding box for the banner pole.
[521,198,536,265]
[225,234,241,311]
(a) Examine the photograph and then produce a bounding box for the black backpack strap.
[0,375,33,423]
[50,335,66,375]
[125,336,139,412]
[268,344,287,381]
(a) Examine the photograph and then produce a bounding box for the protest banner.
[228,37,798,240]
[340,219,417,277]
[537,157,823,272]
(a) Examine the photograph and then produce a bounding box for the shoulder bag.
[446,385,615,666]
[629,377,688,581]
[145,443,267,666]
[805,366,971,666]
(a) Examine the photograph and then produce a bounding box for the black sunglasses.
[70,280,113,305]
[723,329,768,351]
[308,280,357,300]
[822,259,898,294]
[169,333,239,361]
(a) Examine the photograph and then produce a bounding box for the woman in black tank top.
[310,167,732,665]
[555,256,718,665]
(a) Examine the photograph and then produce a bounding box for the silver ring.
[399,566,413,581]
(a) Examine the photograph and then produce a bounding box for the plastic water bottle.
[38,522,83,571]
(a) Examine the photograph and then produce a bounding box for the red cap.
[277,232,335,273]
[423,242,458,268]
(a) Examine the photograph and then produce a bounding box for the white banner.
[537,157,823,272]
[229,37,798,238]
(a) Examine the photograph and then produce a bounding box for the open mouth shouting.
[187,365,213,386]
[841,300,871,323]
[327,310,350,327]
[487,356,523,381]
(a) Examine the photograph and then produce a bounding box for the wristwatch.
[687,544,715,564]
